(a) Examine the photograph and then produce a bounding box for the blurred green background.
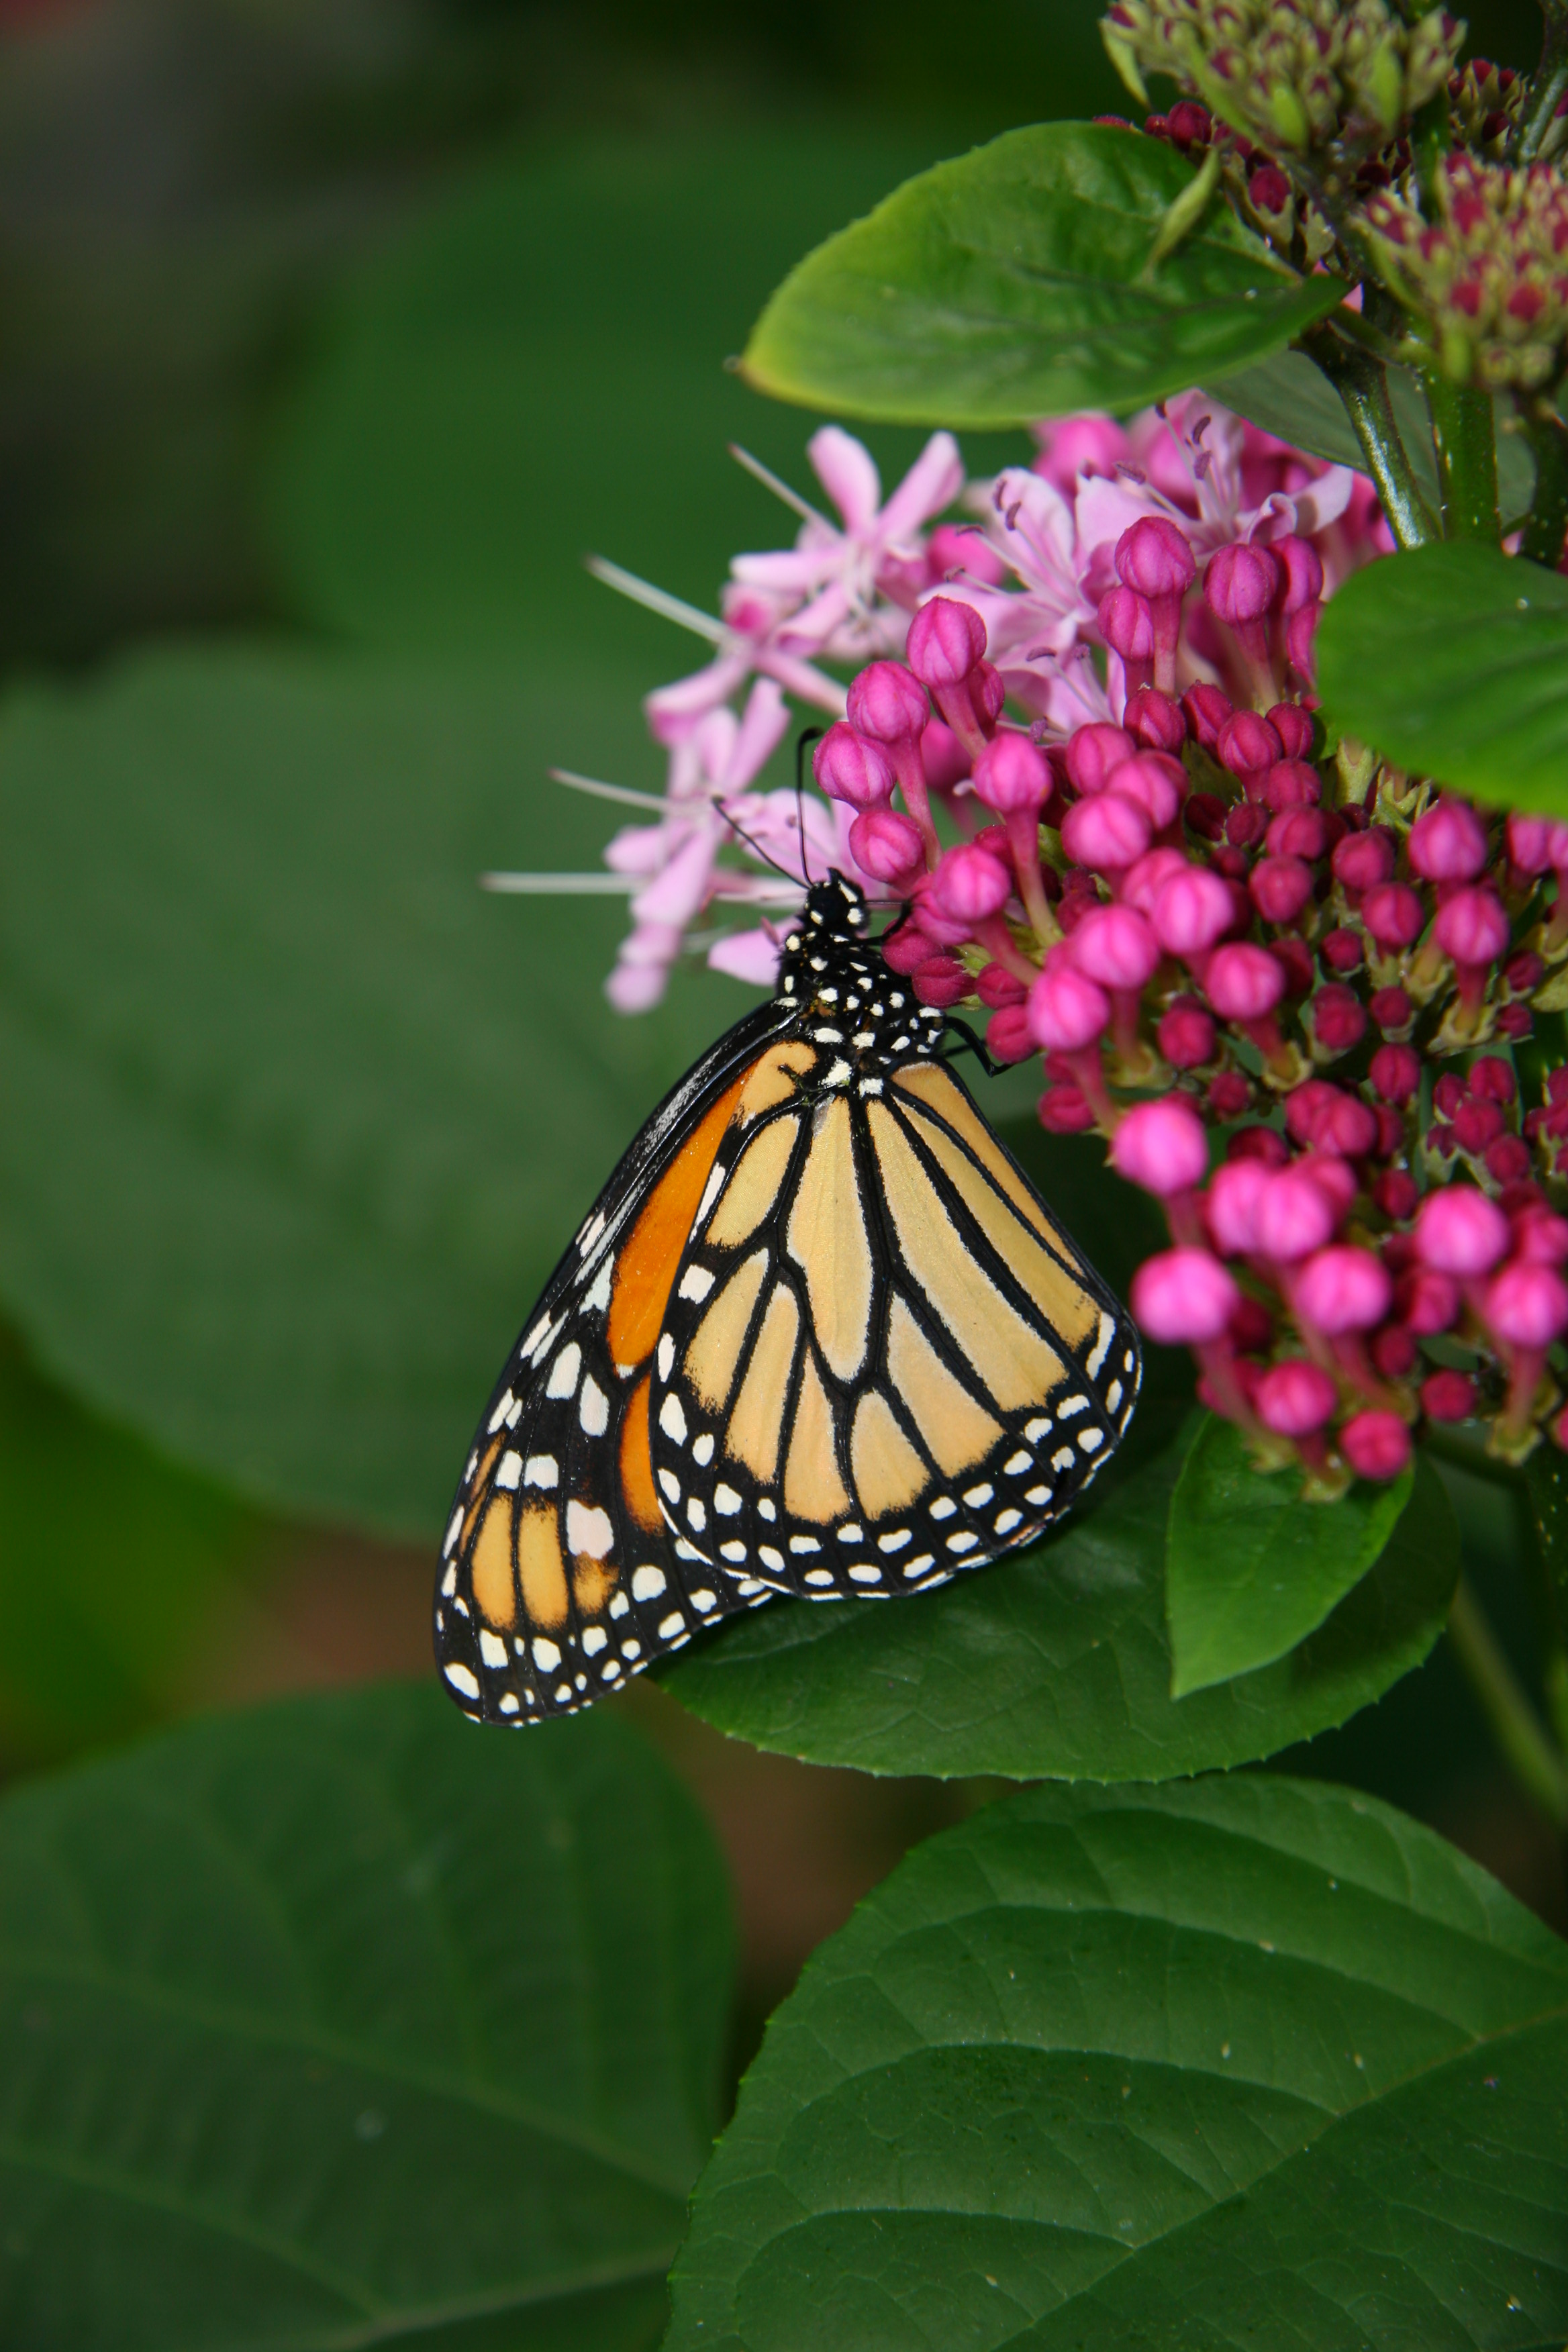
[0,0,1560,2030]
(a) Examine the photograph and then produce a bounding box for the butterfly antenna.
[714,797,791,883]
[794,728,826,885]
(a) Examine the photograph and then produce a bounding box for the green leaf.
[0,646,750,1537]
[660,1438,1459,1781]
[0,1683,734,2352]
[0,1333,259,1769]
[666,1773,1568,2352]
[741,123,1349,429]
[1316,540,1568,815]
[1524,1443,1568,1753]
[1166,1412,1415,1697]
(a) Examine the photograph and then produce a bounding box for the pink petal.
[707,926,782,987]
[646,652,750,742]
[878,431,966,540]
[808,425,883,532]
[630,825,719,928]
[726,678,791,791]
[732,548,836,593]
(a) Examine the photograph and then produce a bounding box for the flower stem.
[1446,1571,1568,1830]
[1420,371,1501,543]
[1300,328,1438,550]
[1518,389,1568,569]
[1514,0,1568,164]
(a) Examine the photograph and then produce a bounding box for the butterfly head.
[775,871,875,1008]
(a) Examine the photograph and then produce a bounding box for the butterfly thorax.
[775,872,947,1079]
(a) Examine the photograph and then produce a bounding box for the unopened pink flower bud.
[1399,1266,1459,1334]
[881,922,936,975]
[1027,964,1110,1052]
[1263,759,1321,812]
[850,808,925,883]
[1116,516,1196,599]
[1256,1358,1337,1435]
[971,730,1051,816]
[1286,600,1321,678]
[1270,536,1324,614]
[1131,1247,1238,1343]
[1206,942,1285,1022]
[931,842,1012,924]
[985,1004,1034,1062]
[1216,709,1281,779]
[1064,723,1134,795]
[1153,864,1233,957]
[1251,1163,1336,1260]
[1433,888,1509,967]
[1485,1261,1568,1346]
[1267,700,1316,758]
[1310,984,1366,1055]
[1415,1187,1510,1274]
[1159,999,1216,1068]
[1408,795,1489,882]
[846,660,928,744]
[906,595,986,687]
[1250,855,1314,925]
[1124,686,1187,752]
[1371,985,1414,1032]
[1340,1410,1412,1481]
[1206,539,1281,626]
[1060,790,1150,873]
[912,954,971,1007]
[1516,1208,1568,1264]
[1362,883,1426,950]
[973,661,1006,726]
[1182,682,1232,750]
[1471,1057,1516,1105]
[1421,1369,1476,1422]
[1267,807,1328,861]
[1038,1081,1096,1133]
[1332,829,1395,891]
[1112,1096,1210,1195]
[1122,846,1189,914]
[1369,1042,1420,1104]
[1106,752,1183,829]
[1070,902,1160,990]
[1375,1169,1418,1221]
[1295,1244,1392,1332]
[814,721,895,810]
[921,719,971,793]
[1098,585,1155,662]
[1506,810,1568,873]
[1206,1157,1271,1254]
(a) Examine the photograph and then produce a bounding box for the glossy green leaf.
[667,1773,1568,2352]
[1166,1412,1415,1697]
[1317,541,1568,815]
[741,123,1349,428]
[0,646,749,1538]
[0,1683,733,2352]
[0,1334,259,1769]
[660,1436,1459,1781]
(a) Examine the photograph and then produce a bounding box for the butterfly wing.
[434,1000,800,1723]
[647,1053,1140,1601]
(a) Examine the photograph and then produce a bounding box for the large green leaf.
[660,1437,1459,1781]
[1317,541,1568,815]
[740,124,1349,428]
[0,1683,733,2352]
[266,125,1027,656]
[1166,1413,1414,1697]
[667,1773,1568,2352]
[0,646,748,1538]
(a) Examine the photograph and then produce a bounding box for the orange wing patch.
[607,1069,751,1372]
[619,1373,663,1532]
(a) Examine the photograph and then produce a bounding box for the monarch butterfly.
[434,871,1139,1723]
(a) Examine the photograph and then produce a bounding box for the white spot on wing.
[679,1265,715,1304]
[659,1392,688,1443]
[444,1663,481,1699]
[566,1500,614,1558]
[715,1483,742,1515]
[545,1343,581,1400]
[1086,1311,1115,1379]
[632,1565,667,1601]
[579,1377,609,1436]
[582,1627,607,1656]
[479,1630,508,1668]
[583,1257,614,1314]
[658,1333,676,1382]
[495,1451,523,1490]
[533,1638,561,1670]
[524,1455,558,1489]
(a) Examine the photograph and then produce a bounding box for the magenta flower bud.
[1064,723,1134,795]
[1038,1081,1096,1134]
[1262,759,1321,813]
[1124,686,1187,752]
[1106,752,1183,830]
[973,661,1006,726]
[1470,1057,1516,1106]
[1516,1208,1568,1265]
[1122,846,1189,914]
[850,808,925,884]
[971,730,1051,816]
[1270,535,1324,614]
[1267,700,1316,758]
[1027,964,1110,1053]
[1207,1157,1271,1255]
[1485,1261,1568,1347]
[813,721,896,810]
[1408,795,1489,882]
[1302,1152,1357,1219]
[1249,855,1314,925]
[1505,810,1568,873]
[1332,829,1395,891]
[1216,709,1282,779]
[930,842,1012,925]
[1131,1247,1239,1344]
[1255,1358,1337,1436]
[1098,586,1155,662]
[1182,682,1233,750]
[985,1003,1034,1063]
[1205,539,1281,626]
[1340,1410,1412,1482]
[912,954,971,1008]
[1253,1165,1338,1261]
[1070,902,1160,991]
[1320,930,1363,979]
[1433,887,1509,967]
[1294,1244,1392,1333]
[1414,1187,1510,1275]
[846,659,929,744]
[1267,807,1328,861]
[1159,1000,1216,1069]
[1400,1266,1459,1334]
[1369,1042,1420,1104]
[1115,516,1196,599]
[1153,864,1234,957]
[1060,790,1150,874]
[1112,1097,1210,1196]
[1371,985,1414,1032]
[1361,883,1426,950]
[1316,1093,1379,1157]
[1310,983,1367,1055]
[1206,942,1285,1022]
[1421,1369,1477,1422]
[1286,600,1322,679]
[921,719,971,793]
[906,595,986,687]
[881,922,937,975]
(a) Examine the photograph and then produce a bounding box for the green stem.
[1421,371,1501,541]
[1300,327,1438,549]
[1447,1572,1568,1830]
[1519,391,1568,568]
[1515,0,1568,164]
